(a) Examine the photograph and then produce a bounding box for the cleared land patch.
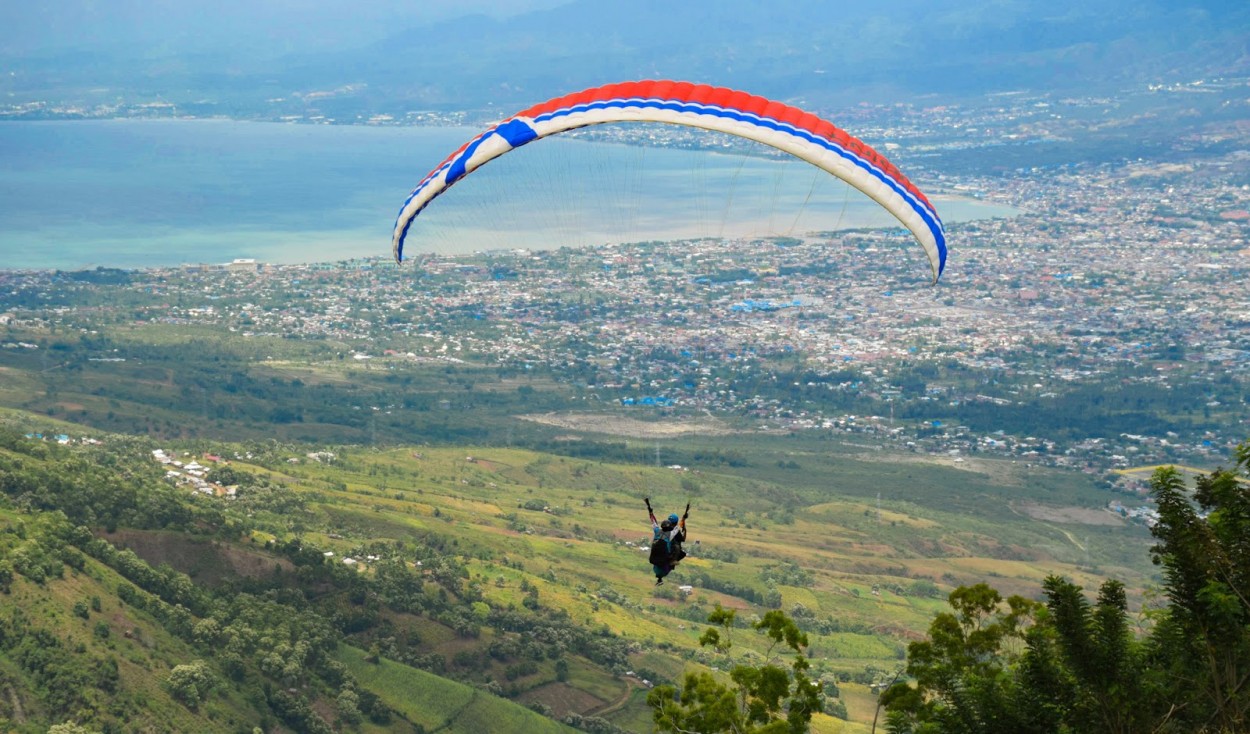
[1015,501,1124,526]
[519,411,737,438]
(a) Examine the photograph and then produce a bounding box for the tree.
[884,440,1250,734]
[165,660,215,708]
[880,583,1045,734]
[336,688,363,726]
[47,724,101,734]
[1147,442,1250,733]
[1039,576,1163,734]
[884,578,1167,734]
[647,606,821,733]
[192,617,221,647]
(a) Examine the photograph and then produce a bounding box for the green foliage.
[1038,575,1163,734]
[164,659,214,708]
[907,579,941,599]
[0,428,200,530]
[760,562,813,587]
[697,604,738,654]
[204,464,248,487]
[11,537,65,583]
[881,582,1057,733]
[884,574,1168,734]
[0,406,1182,731]
[1,619,120,724]
[335,687,363,725]
[47,724,101,734]
[649,607,821,733]
[885,439,1250,734]
[1146,441,1250,732]
[649,672,748,734]
[267,687,334,734]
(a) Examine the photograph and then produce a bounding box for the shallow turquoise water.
[0,119,1014,270]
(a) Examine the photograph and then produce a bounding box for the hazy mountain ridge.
[2,0,1247,113]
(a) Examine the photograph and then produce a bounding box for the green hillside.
[0,425,576,733]
[0,507,251,733]
[0,410,1160,732]
[335,645,572,734]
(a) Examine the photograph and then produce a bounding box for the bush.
[165,660,215,707]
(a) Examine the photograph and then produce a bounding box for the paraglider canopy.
[392,80,946,281]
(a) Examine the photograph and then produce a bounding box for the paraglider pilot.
[646,498,688,585]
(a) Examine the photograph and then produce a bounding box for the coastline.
[0,118,1017,272]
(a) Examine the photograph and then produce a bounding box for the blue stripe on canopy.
[532,98,945,273]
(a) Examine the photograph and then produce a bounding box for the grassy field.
[336,644,575,734]
[0,394,1166,731]
[199,435,1159,731]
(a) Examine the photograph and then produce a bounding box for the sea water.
[0,119,1015,271]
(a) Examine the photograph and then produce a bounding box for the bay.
[0,119,1016,271]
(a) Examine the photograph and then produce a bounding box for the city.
[3,108,1247,477]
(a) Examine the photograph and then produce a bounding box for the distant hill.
[2,0,1247,113]
[349,0,1250,106]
